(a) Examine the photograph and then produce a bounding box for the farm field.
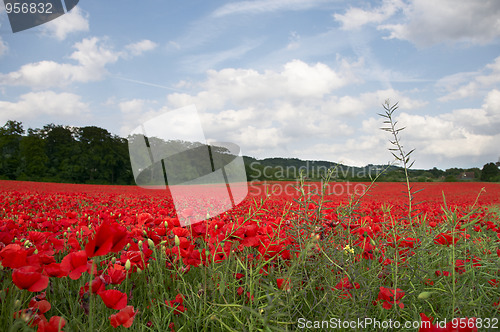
[0,180,499,331]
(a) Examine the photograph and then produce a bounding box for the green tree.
[480,162,499,182]
[44,124,80,182]
[0,120,24,179]
[19,133,49,179]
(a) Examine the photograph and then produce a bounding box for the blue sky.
[0,0,499,169]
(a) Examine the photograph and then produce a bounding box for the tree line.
[0,120,132,184]
[0,120,499,184]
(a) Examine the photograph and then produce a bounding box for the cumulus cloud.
[0,91,89,124]
[41,7,89,40]
[117,59,425,163]
[334,0,404,30]
[117,98,168,136]
[334,0,500,47]
[0,37,155,89]
[167,59,360,111]
[437,56,500,101]
[378,0,500,47]
[391,90,500,162]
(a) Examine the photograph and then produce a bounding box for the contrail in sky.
[113,76,187,93]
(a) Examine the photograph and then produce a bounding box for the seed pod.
[418,291,432,300]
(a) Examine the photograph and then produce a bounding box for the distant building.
[459,172,475,180]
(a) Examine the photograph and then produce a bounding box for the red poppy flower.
[109,305,137,328]
[434,233,459,246]
[334,277,360,290]
[37,316,66,332]
[12,266,49,292]
[99,289,128,310]
[435,270,451,277]
[373,287,405,309]
[85,222,129,258]
[44,263,68,278]
[60,250,89,280]
[29,292,51,314]
[91,276,107,294]
[0,244,28,269]
[166,293,186,315]
[106,265,127,285]
[277,278,291,291]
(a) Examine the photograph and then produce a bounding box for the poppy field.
[0,179,499,331]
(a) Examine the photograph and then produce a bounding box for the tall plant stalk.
[379,100,416,227]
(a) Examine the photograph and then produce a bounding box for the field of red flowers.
[0,179,499,331]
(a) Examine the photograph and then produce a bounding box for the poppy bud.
[147,239,155,248]
[138,240,143,249]
[174,235,180,247]
[164,221,169,229]
[111,257,116,264]
[418,292,432,300]
[125,259,131,271]
[137,267,142,274]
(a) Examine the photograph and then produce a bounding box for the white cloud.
[392,90,500,160]
[0,37,149,89]
[125,40,158,56]
[118,59,425,163]
[168,59,360,111]
[212,0,330,17]
[41,7,89,40]
[334,0,500,47]
[437,56,500,101]
[117,98,168,137]
[0,91,89,124]
[378,0,500,47]
[334,0,404,30]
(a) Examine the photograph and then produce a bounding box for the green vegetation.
[0,120,496,184]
